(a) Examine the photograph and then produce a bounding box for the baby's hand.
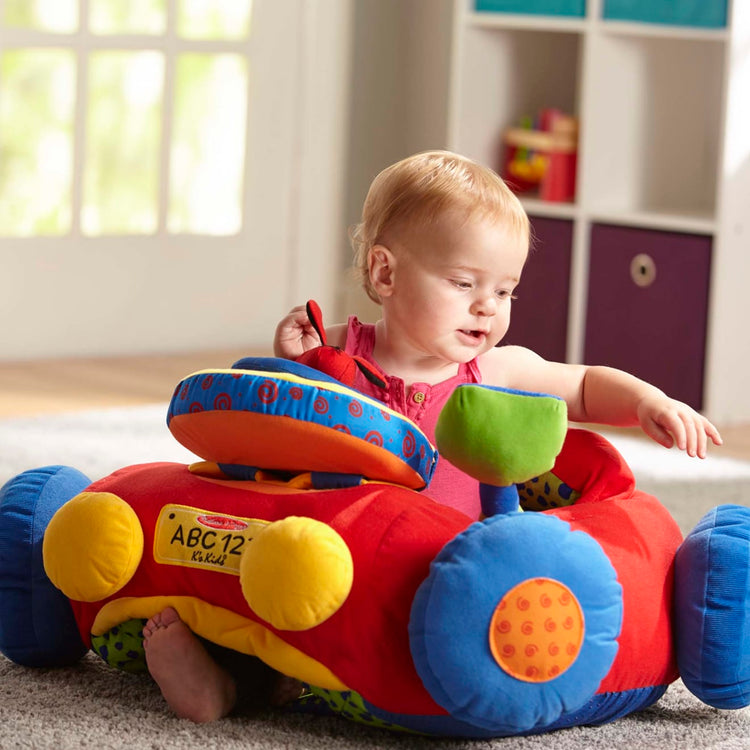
[273,305,321,359]
[637,395,722,458]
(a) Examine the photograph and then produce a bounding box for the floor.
[0,349,252,417]
[2,350,750,462]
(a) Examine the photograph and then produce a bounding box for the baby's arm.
[578,365,722,458]
[482,346,722,458]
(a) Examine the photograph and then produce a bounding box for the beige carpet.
[1,405,750,749]
[0,654,748,750]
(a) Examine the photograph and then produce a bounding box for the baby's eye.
[496,289,518,300]
[451,279,472,290]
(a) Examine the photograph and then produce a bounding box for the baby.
[143,149,721,722]
[274,149,721,518]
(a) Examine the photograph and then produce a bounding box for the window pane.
[177,0,252,40]
[0,50,75,236]
[83,51,164,235]
[169,54,247,235]
[2,0,78,33]
[89,0,166,35]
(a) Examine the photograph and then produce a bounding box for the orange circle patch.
[489,577,584,683]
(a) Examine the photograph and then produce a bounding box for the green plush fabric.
[302,687,410,731]
[91,618,148,673]
[518,470,582,511]
[435,385,567,486]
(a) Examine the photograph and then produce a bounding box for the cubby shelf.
[599,20,728,41]
[467,11,588,31]
[447,0,750,422]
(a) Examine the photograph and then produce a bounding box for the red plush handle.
[303,299,386,389]
[305,300,327,345]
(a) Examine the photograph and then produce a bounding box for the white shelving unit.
[447,0,750,423]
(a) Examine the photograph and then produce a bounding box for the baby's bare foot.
[143,606,236,722]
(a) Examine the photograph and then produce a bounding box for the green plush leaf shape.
[435,385,568,487]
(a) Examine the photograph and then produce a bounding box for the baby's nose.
[471,295,497,316]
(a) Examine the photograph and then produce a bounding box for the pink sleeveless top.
[344,316,483,519]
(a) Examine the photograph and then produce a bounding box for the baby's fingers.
[704,418,723,447]
[643,418,677,450]
[681,412,724,457]
[641,397,722,458]
[671,412,720,458]
[682,416,701,458]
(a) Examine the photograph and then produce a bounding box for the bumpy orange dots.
[489,577,585,683]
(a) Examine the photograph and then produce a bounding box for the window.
[1,0,346,361]
[0,0,253,237]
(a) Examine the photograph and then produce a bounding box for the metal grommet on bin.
[630,253,656,287]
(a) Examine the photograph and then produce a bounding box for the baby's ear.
[369,244,395,297]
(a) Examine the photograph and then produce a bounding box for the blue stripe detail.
[217,464,260,481]
[232,356,344,386]
[310,472,364,489]
[454,382,564,402]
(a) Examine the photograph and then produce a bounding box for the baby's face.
[385,210,528,364]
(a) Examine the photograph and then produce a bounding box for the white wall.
[340,0,454,323]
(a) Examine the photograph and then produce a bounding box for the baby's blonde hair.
[350,150,530,303]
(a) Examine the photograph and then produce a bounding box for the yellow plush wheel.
[42,492,144,602]
[240,516,353,631]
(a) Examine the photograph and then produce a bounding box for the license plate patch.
[154,504,269,574]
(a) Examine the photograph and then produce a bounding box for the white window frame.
[0,0,352,360]
[0,0,255,239]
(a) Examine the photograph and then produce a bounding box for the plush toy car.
[1,355,749,738]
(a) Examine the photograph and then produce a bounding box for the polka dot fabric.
[91,618,148,673]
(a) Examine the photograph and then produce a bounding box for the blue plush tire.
[409,512,623,735]
[0,466,90,666]
[675,504,750,709]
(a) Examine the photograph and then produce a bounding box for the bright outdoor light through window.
[178,0,252,40]
[0,50,76,235]
[83,52,164,235]
[169,54,248,235]
[2,0,78,33]
[89,0,166,35]
[0,0,253,237]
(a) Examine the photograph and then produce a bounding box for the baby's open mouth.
[460,330,485,339]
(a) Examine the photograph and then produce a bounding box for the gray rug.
[1,405,750,749]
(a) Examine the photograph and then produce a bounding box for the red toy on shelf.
[503,109,578,203]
